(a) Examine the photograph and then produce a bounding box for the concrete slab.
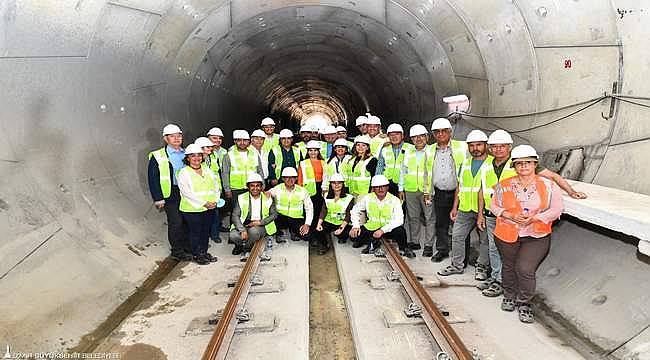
[184,312,277,336]
[563,180,650,255]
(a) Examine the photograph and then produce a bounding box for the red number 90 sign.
[564,59,572,68]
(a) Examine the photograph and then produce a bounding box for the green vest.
[369,135,387,158]
[178,165,218,212]
[431,140,467,175]
[274,184,308,218]
[458,155,494,213]
[348,157,372,196]
[271,146,302,179]
[323,155,352,191]
[402,146,434,193]
[296,141,308,159]
[300,159,324,196]
[148,147,172,198]
[324,194,354,226]
[481,158,518,210]
[235,192,277,235]
[208,153,222,191]
[382,143,413,183]
[213,147,227,167]
[365,192,399,231]
[262,133,280,153]
[228,148,258,190]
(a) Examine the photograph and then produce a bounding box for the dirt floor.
[309,240,356,360]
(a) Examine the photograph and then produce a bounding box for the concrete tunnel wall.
[1,0,649,355]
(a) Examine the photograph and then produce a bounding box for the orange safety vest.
[493,176,553,243]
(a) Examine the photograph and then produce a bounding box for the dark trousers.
[387,180,399,197]
[433,187,455,254]
[316,221,351,244]
[182,209,215,256]
[275,213,311,241]
[496,235,551,304]
[165,186,190,256]
[357,225,407,250]
[309,184,324,242]
[209,208,221,240]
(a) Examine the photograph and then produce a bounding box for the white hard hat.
[355,115,368,126]
[330,173,345,182]
[299,125,310,133]
[487,129,513,145]
[184,143,202,155]
[162,124,182,136]
[207,127,223,137]
[233,129,250,140]
[466,129,488,143]
[511,144,539,162]
[409,124,428,137]
[194,137,214,148]
[336,126,347,133]
[279,129,294,138]
[261,117,275,126]
[321,125,337,135]
[431,118,452,130]
[251,129,266,138]
[281,167,298,177]
[246,173,264,184]
[366,114,381,125]
[371,175,390,187]
[333,138,348,147]
[306,140,321,149]
[387,123,404,133]
[355,135,371,145]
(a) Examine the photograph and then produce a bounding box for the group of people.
[147,113,587,324]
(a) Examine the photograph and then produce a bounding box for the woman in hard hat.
[195,137,223,243]
[347,135,377,199]
[298,141,326,244]
[316,173,354,253]
[177,144,221,265]
[322,138,352,196]
[490,144,563,323]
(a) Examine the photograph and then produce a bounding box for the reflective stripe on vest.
[348,157,372,196]
[403,146,434,193]
[228,148,258,190]
[271,146,301,179]
[324,155,352,190]
[493,176,553,242]
[481,158,517,210]
[274,184,307,218]
[149,147,172,198]
[234,192,277,235]
[382,143,412,183]
[300,159,324,196]
[430,140,467,176]
[179,165,218,212]
[324,194,354,226]
[364,193,399,231]
[262,134,280,153]
[458,155,494,212]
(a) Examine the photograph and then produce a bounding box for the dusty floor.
[309,240,355,360]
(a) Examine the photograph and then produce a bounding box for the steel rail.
[202,239,265,360]
[381,239,473,360]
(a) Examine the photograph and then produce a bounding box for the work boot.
[194,255,210,265]
[422,246,433,257]
[205,253,218,262]
[232,245,244,255]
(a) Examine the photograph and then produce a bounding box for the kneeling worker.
[230,173,278,261]
[270,167,313,242]
[350,175,415,257]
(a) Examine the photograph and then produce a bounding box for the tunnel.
[1,0,649,357]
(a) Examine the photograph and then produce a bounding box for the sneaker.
[210,236,222,244]
[431,252,448,263]
[240,252,249,262]
[501,298,516,312]
[205,253,218,262]
[194,255,210,265]
[475,264,489,281]
[437,265,464,276]
[482,281,503,297]
[171,252,193,261]
[518,303,535,323]
[476,278,495,291]
[232,245,244,255]
[408,243,421,250]
[422,246,433,257]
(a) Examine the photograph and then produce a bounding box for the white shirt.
[351,193,404,233]
[177,167,221,210]
[250,196,262,221]
[270,185,314,225]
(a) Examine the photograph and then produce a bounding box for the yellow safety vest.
[296,141,308,159]
[430,140,467,183]
[403,146,434,193]
[300,159,325,196]
[262,133,280,153]
[323,155,352,191]
[234,192,277,235]
[381,143,413,183]
[228,148,258,190]
[481,158,518,211]
[324,194,354,226]
[348,157,373,196]
[148,147,173,198]
[274,184,308,218]
[271,146,302,179]
[458,155,494,213]
[364,192,400,231]
[178,165,218,213]
[369,134,388,158]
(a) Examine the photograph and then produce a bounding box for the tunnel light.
[443,94,470,113]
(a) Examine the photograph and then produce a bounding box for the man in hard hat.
[230,173,277,261]
[296,124,313,158]
[350,175,415,258]
[221,130,264,233]
[319,125,339,159]
[438,130,492,279]
[268,129,302,186]
[147,124,192,261]
[270,167,314,242]
[336,125,354,150]
[251,129,270,180]
[207,127,227,168]
[399,124,435,254]
[365,113,388,158]
[429,117,468,262]
[355,115,368,138]
[260,117,280,154]
[377,123,413,196]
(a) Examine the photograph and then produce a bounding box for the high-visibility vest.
[234,192,277,235]
[207,153,222,191]
[348,157,373,196]
[320,142,334,159]
[481,158,518,211]
[493,176,553,242]
[381,143,413,183]
[296,141,308,158]
[430,140,467,186]
[402,146,434,193]
[271,146,302,179]
[262,133,280,153]
[213,147,227,167]
[457,155,494,212]
[324,194,354,226]
[323,155,352,191]
[228,148,258,190]
[369,134,388,158]
[178,165,218,212]
[299,159,325,196]
[148,147,173,198]
[364,192,400,231]
[273,184,308,218]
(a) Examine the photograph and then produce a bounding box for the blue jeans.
[182,209,214,256]
[210,208,221,241]
[486,216,501,281]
